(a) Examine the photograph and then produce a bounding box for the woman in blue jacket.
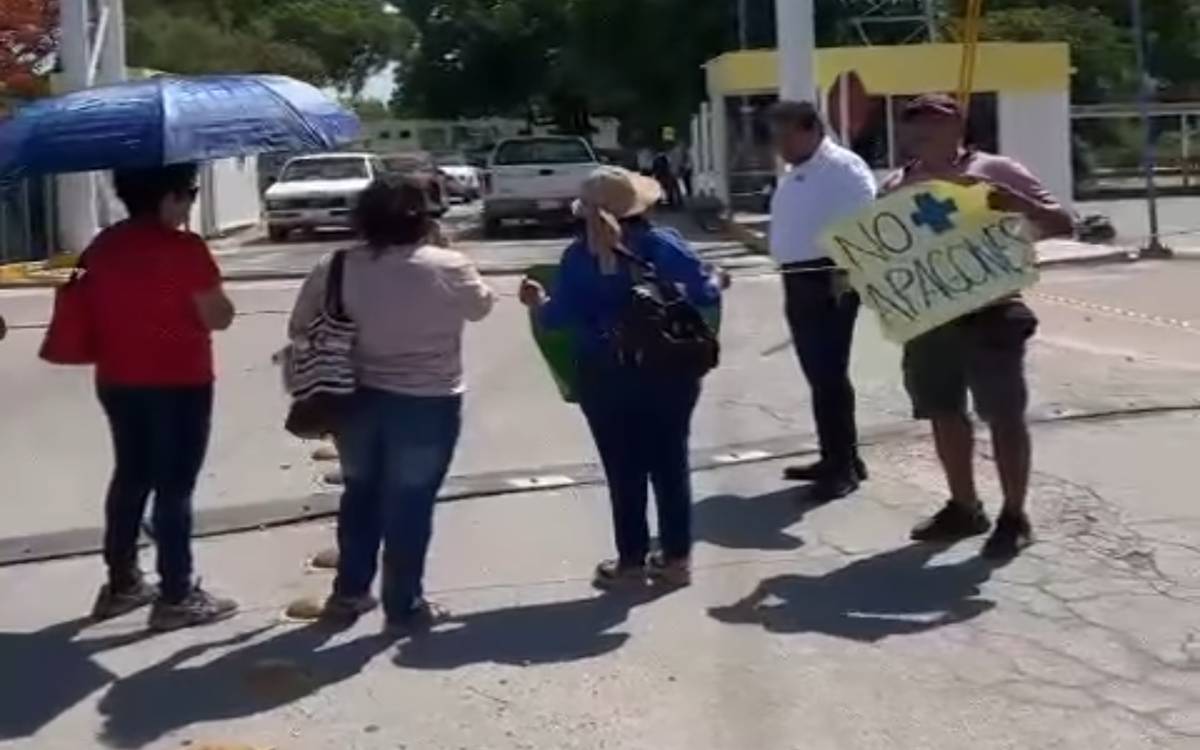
[519,167,722,590]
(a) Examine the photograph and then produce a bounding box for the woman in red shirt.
[86,163,238,632]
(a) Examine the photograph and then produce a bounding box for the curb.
[3,400,1197,568]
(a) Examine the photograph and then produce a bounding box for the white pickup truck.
[482,136,600,236]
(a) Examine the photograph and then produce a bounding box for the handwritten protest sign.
[821,181,1038,343]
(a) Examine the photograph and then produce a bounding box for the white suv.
[264,153,386,241]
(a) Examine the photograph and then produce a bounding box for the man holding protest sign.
[882,94,1074,559]
[767,101,877,501]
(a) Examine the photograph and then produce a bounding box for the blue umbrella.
[0,74,361,182]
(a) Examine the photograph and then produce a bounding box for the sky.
[362,63,398,103]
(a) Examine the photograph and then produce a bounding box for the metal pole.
[1131,0,1170,257]
[737,0,754,174]
[925,0,938,42]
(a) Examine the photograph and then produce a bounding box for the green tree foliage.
[971,0,1200,98]
[979,6,1136,102]
[390,0,1200,139]
[126,0,414,95]
[391,0,730,144]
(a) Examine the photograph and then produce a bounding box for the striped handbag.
[283,251,357,439]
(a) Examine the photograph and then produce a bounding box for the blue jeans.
[333,388,461,621]
[97,384,212,604]
[577,358,700,567]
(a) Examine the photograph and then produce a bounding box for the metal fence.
[0,177,55,264]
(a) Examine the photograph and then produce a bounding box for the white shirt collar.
[785,137,834,179]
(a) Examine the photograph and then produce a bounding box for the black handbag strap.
[610,238,691,304]
[324,251,349,319]
[610,241,656,276]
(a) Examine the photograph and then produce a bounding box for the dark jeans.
[577,358,701,567]
[783,264,862,474]
[333,388,461,621]
[98,384,213,604]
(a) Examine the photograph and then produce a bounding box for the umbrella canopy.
[0,75,361,182]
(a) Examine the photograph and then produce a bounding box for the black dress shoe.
[784,458,869,483]
[809,474,861,503]
[783,460,829,482]
[853,457,869,481]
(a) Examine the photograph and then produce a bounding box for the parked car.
[264,153,385,241]
[482,136,600,236]
[381,151,450,216]
[435,152,482,202]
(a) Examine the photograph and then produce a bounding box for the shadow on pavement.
[96,623,392,749]
[394,588,670,671]
[694,486,819,552]
[709,543,996,643]
[0,618,154,742]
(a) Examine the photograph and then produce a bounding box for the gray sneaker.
[92,580,158,621]
[148,584,238,632]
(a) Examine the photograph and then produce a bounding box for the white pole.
[775,0,817,103]
[56,0,98,254]
[98,0,127,85]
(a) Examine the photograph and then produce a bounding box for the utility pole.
[56,0,127,254]
[775,0,816,103]
[56,0,98,255]
[1131,0,1171,257]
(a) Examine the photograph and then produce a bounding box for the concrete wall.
[205,156,261,235]
[999,91,1074,207]
[188,157,261,238]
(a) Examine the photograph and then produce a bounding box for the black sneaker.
[911,500,992,542]
[982,513,1034,560]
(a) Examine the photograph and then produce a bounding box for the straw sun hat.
[573,165,663,219]
[573,166,663,273]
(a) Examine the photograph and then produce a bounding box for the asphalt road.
[1,257,1198,544]
[3,240,1200,750]
[214,201,760,279]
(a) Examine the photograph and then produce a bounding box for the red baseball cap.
[902,94,964,120]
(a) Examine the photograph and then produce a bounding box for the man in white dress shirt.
[767,101,877,500]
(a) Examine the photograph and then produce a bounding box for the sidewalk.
[2,410,1198,749]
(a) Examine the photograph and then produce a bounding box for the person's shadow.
[394,587,669,670]
[0,618,154,741]
[709,543,996,643]
[97,623,393,748]
[693,486,820,552]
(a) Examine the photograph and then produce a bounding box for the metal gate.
[0,177,55,264]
